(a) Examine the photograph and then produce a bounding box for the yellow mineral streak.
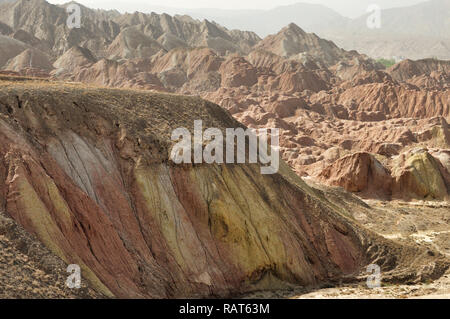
[203,165,312,282]
[134,165,208,276]
[11,164,113,297]
[135,163,313,286]
[394,151,448,199]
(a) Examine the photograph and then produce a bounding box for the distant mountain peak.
[284,23,307,34]
[253,22,348,65]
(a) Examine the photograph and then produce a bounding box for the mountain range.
[2,0,449,60]
[146,0,450,60]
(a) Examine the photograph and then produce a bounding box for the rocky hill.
[1,1,447,202]
[2,1,449,201]
[0,76,447,297]
[388,58,450,87]
[252,23,354,67]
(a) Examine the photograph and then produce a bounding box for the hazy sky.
[48,0,428,18]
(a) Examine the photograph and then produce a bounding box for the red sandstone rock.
[316,152,392,198]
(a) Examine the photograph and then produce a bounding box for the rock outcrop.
[52,46,97,73]
[388,58,450,83]
[0,35,29,66]
[315,148,450,201]
[392,148,450,200]
[317,152,392,197]
[4,48,53,72]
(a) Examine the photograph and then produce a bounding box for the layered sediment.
[0,79,446,297]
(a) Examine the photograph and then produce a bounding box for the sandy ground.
[293,271,450,299]
[243,271,450,299]
[297,190,450,299]
[243,182,450,299]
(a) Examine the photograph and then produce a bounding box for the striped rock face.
[0,79,445,298]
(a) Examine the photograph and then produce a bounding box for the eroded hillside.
[0,77,447,298]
